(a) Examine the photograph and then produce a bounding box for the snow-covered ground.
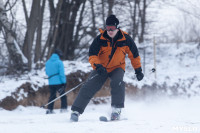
[0,96,200,133]
[0,0,200,132]
[0,41,200,133]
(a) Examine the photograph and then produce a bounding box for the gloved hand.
[58,83,66,94]
[94,64,107,76]
[135,67,144,81]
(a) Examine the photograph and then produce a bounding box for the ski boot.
[46,109,55,114]
[111,107,121,121]
[70,111,80,122]
[60,108,68,113]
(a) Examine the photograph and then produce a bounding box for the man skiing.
[70,15,144,121]
[45,49,68,114]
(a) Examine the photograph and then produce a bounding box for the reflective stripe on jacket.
[89,29,141,73]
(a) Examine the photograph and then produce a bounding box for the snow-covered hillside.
[125,43,200,96]
[0,43,200,101]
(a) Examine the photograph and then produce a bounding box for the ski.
[99,116,127,122]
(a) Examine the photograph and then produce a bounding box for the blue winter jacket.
[45,54,66,85]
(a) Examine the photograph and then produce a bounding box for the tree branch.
[22,0,29,25]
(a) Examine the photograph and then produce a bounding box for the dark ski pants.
[47,84,67,110]
[71,68,125,114]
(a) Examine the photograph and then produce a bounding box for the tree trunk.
[107,0,114,16]
[47,0,63,58]
[0,3,27,72]
[22,0,28,25]
[89,0,97,38]
[64,0,83,59]
[22,0,41,70]
[133,0,138,40]
[101,0,106,28]
[40,0,56,60]
[34,0,46,63]
[139,0,147,43]
[48,0,84,60]
[74,0,86,48]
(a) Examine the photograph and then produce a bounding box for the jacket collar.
[99,28,126,42]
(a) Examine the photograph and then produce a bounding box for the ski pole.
[41,73,99,108]
[147,68,156,75]
[150,68,156,73]
[145,68,156,77]
[41,82,84,108]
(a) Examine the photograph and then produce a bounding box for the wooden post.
[153,36,157,79]
[143,47,146,74]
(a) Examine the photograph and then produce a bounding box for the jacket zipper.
[106,38,117,68]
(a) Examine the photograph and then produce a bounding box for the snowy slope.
[0,0,200,132]
[0,97,200,133]
[0,43,200,101]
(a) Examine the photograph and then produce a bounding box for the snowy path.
[0,97,200,133]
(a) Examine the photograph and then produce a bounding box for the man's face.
[106,26,119,38]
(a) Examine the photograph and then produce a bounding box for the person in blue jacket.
[45,49,67,114]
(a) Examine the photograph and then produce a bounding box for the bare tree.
[89,0,97,38]
[107,0,114,15]
[101,0,106,28]
[139,0,147,43]
[162,0,200,20]
[0,0,156,74]
[22,0,41,70]
[161,0,200,43]
[128,0,140,40]
[74,0,87,48]
[0,0,27,73]
[46,0,86,60]
[34,0,46,63]
[40,0,56,61]
[127,0,152,43]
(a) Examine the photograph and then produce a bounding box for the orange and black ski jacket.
[89,29,141,73]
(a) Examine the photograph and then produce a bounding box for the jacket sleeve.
[58,61,66,84]
[125,35,142,70]
[45,63,48,76]
[88,35,101,69]
[45,60,50,76]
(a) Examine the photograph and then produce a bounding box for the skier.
[70,15,144,121]
[45,49,68,114]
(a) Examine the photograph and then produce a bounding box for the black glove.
[135,67,144,81]
[58,83,66,94]
[94,64,107,76]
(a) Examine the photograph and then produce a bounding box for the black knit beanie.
[106,15,119,26]
[54,49,63,58]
